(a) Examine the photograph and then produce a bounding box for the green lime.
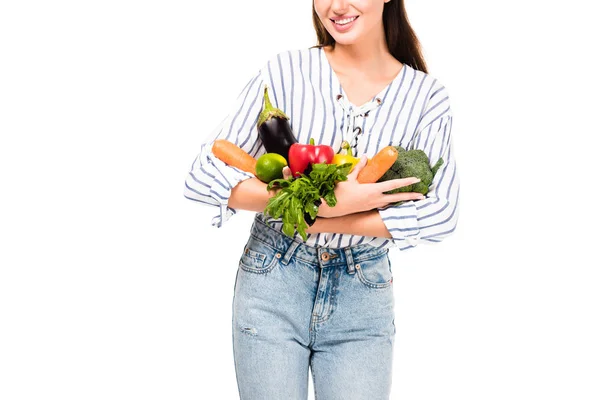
[256,153,287,183]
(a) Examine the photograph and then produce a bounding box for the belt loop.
[344,248,356,275]
[281,240,300,266]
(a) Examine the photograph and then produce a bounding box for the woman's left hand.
[282,166,292,180]
[317,155,425,218]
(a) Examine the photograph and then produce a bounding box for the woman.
[184,0,459,398]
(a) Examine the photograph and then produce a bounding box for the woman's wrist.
[305,213,327,234]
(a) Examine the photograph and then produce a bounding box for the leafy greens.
[265,162,352,241]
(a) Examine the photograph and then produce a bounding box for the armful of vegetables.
[264,162,353,241]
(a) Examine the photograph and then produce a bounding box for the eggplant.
[257,85,298,164]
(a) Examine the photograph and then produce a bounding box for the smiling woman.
[312,0,429,73]
[184,0,459,398]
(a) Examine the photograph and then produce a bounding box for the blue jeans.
[232,215,396,399]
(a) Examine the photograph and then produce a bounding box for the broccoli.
[377,146,444,201]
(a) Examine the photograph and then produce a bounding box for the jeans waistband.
[250,214,388,273]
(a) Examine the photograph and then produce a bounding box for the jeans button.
[321,253,330,261]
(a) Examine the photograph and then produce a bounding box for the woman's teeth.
[333,16,358,25]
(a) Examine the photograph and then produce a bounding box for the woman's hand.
[316,155,425,218]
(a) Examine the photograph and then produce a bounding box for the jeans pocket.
[238,236,279,274]
[355,253,393,289]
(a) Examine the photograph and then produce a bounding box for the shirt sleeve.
[183,68,266,227]
[378,84,460,249]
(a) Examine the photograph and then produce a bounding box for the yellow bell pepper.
[331,153,360,172]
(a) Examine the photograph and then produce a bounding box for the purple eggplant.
[257,85,298,164]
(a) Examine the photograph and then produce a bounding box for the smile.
[331,16,359,25]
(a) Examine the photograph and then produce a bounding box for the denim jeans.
[232,215,396,400]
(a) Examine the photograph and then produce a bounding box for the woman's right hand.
[317,155,425,218]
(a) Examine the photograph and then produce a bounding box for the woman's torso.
[256,46,441,249]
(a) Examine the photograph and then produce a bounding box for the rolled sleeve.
[378,87,460,249]
[183,68,266,227]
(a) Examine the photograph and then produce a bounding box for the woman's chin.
[328,33,360,46]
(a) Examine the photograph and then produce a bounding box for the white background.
[1,0,599,399]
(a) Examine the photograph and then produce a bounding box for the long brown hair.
[311,0,428,73]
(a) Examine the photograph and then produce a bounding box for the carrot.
[357,146,398,184]
[211,139,257,175]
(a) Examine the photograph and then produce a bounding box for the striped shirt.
[184,46,460,251]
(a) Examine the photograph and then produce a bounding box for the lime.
[256,153,288,183]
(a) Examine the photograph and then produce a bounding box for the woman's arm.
[306,210,393,238]
[299,155,424,239]
[183,68,267,227]
[228,177,280,212]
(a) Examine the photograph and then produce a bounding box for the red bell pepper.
[288,138,335,177]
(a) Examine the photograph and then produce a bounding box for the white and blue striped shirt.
[184,46,460,251]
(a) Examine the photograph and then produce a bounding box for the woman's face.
[313,0,390,46]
